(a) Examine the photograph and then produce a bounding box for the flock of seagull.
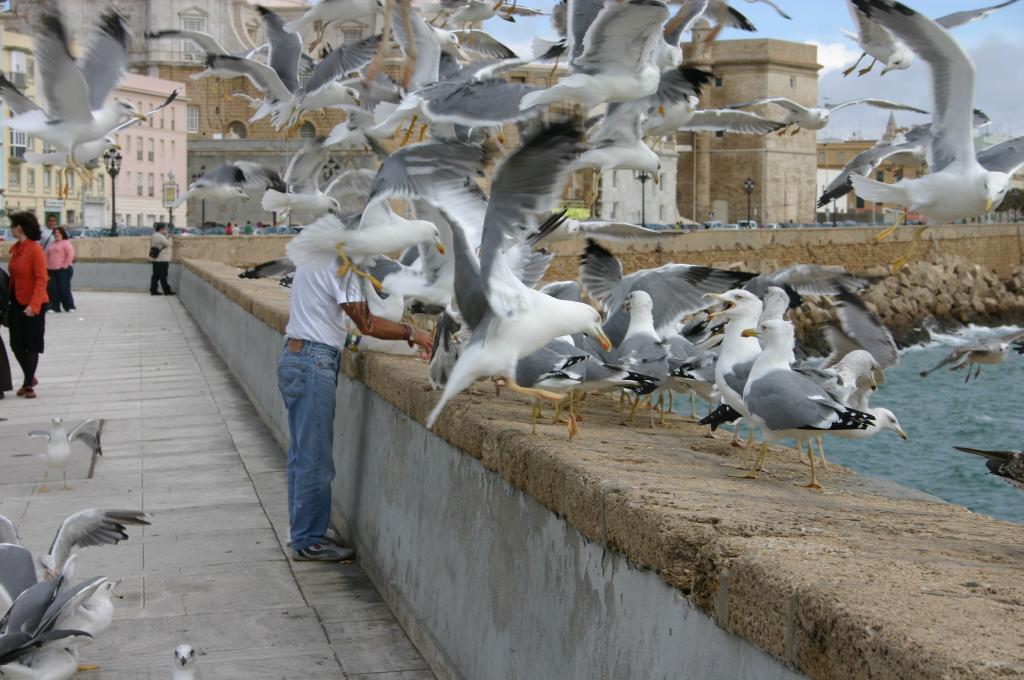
[2,0,1024,675]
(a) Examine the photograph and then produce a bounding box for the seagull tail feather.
[284,213,347,271]
[261,189,294,214]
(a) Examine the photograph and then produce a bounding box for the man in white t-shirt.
[278,264,432,562]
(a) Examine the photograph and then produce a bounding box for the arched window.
[227,121,248,139]
[299,122,316,139]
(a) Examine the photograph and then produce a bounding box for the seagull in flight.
[728,95,927,134]
[3,7,146,195]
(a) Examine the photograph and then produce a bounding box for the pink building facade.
[110,73,189,229]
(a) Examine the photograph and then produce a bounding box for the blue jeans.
[277,339,340,552]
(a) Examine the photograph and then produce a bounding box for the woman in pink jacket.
[45,227,75,313]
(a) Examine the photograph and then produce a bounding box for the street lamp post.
[635,171,651,227]
[103,149,122,236]
[322,158,341,184]
[744,177,754,227]
[191,166,206,227]
[167,170,176,228]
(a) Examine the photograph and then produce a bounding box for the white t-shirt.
[285,265,365,347]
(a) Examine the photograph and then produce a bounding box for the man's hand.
[24,307,37,318]
[413,328,433,357]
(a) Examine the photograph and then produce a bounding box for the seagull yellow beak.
[434,240,446,254]
[134,113,148,122]
[870,375,878,390]
[985,197,993,212]
[740,328,760,338]
[897,428,909,441]
[595,328,613,352]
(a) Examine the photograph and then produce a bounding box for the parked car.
[703,220,725,230]
[0,227,11,241]
[172,227,193,237]
[764,222,780,229]
[736,220,758,229]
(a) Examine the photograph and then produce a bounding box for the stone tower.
[676,35,821,225]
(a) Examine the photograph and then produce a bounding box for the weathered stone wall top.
[543,224,1024,280]
[184,257,1024,680]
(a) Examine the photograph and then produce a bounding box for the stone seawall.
[175,258,1024,680]
[0,235,291,266]
[543,224,1024,279]
[543,225,1024,347]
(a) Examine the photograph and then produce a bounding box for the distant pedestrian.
[149,223,175,296]
[7,212,48,399]
[243,220,253,235]
[0,266,13,399]
[225,222,234,236]
[40,214,57,252]
[46,227,76,313]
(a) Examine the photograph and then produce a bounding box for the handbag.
[149,245,162,259]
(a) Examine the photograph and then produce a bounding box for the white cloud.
[806,40,862,76]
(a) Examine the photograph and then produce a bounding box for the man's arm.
[341,302,434,354]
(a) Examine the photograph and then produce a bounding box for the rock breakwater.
[775,254,1024,351]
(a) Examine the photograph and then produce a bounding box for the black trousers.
[0,331,12,394]
[47,267,75,312]
[151,262,173,294]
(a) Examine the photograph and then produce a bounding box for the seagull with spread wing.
[0,509,148,606]
[287,141,486,288]
[281,34,383,128]
[261,137,343,220]
[172,162,285,208]
[920,329,1024,382]
[728,95,927,134]
[200,6,327,130]
[849,0,1012,223]
[285,0,382,49]
[842,0,1021,76]
[425,123,614,433]
[26,419,104,492]
[520,0,671,110]
[2,7,146,194]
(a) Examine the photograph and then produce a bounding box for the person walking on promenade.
[7,212,48,399]
[46,227,76,313]
[278,264,434,561]
[150,223,175,296]
[0,266,13,399]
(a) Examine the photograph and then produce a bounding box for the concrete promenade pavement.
[0,292,434,679]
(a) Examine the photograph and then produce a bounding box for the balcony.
[9,146,26,162]
[5,71,26,88]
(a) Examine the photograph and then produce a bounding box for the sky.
[482,0,1024,141]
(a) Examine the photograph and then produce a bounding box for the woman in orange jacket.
[7,212,48,398]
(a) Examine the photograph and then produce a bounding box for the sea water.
[825,325,1024,524]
